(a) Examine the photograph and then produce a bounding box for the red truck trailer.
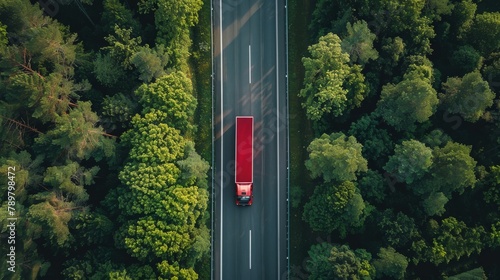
[235,116,254,206]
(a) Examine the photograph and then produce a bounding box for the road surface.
[212,0,288,279]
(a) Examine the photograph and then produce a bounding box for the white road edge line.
[249,230,252,270]
[249,45,252,83]
[219,0,224,278]
[275,0,280,278]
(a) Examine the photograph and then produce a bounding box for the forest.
[290,0,500,279]
[0,0,211,279]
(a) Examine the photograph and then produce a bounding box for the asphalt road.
[212,0,288,279]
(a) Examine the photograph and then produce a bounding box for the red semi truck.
[235,116,254,206]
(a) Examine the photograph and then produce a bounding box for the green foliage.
[27,194,74,247]
[135,71,196,133]
[440,71,495,122]
[358,169,387,204]
[377,70,438,131]
[376,209,419,249]
[384,140,433,184]
[427,217,485,265]
[138,0,203,69]
[358,0,435,54]
[450,45,483,75]
[101,0,142,36]
[422,192,448,216]
[448,267,487,280]
[420,129,451,148]
[157,261,198,280]
[305,132,367,182]
[348,114,394,163]
[131,44,170,82]
[70,211,114,247]
[300,33,367,121]
[0,21,6,50]
[35,101,115,161]
[43,162,99,203]
[103,25,142,70]
[484,166,500,210]
[381,37,405,64]
[101,93,138,131]
[93,52,126,87]
[177,141,210,189]
[290,184,304,209]
[423,0,453,21]
[372,247,408,280]
[341,20,379,65]
[303,182,366,236]
[468,12,500,55]
[118,217,192,261]
[307,243,375,280]
[487,220,500,249]
[415,142,477,197]
[450,0,477,39]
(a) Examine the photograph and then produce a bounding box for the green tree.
[341,20,379,65]
[101,0,142,36]
[448,267,487,280]
[100,93,138,131]
[138,0,203,68]
[358,0,435,54]
[427,217,485,265]
[93,52,126,87]
[134,71,196,133]
[35,101,115,161]
[484,166,500,210]
[376,70,438,131]
[43,162,99,203]
[300,33,367,121]
[348,114,394,163]
[102,25,142,70]
[372,247,408,280]
[449,0,476,39]
[449,45,483,75]
[157,261,198,280]
[303,182,366,237]
[381,37,405,65]
[468,12,500,55]
[358,169,387,204]
[422,192,448,216]
[117,217,193,261]
[307,243,375,280]
[440,71,495,122]
[0,21,6,50]
[177,141,210,189]
[414,142,477,197]
[131,44,169,82]
[384,140,433,184]
[423,0,453,21]
[376,209,419,249]
[305,132,368,182]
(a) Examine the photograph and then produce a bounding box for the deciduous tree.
[341,20,379,65]
[372,247,408,280]
[305,132,367,182]
[377,70,438,131]
[384,140,433,184]
[440,71,495,122]
[300,33,367,121]
[303,182,366,237]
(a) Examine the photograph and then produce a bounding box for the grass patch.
[288,0,316,270]
[190,0,212,278]
[191,0,213,163]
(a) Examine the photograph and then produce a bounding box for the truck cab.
[236,183,253,206]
